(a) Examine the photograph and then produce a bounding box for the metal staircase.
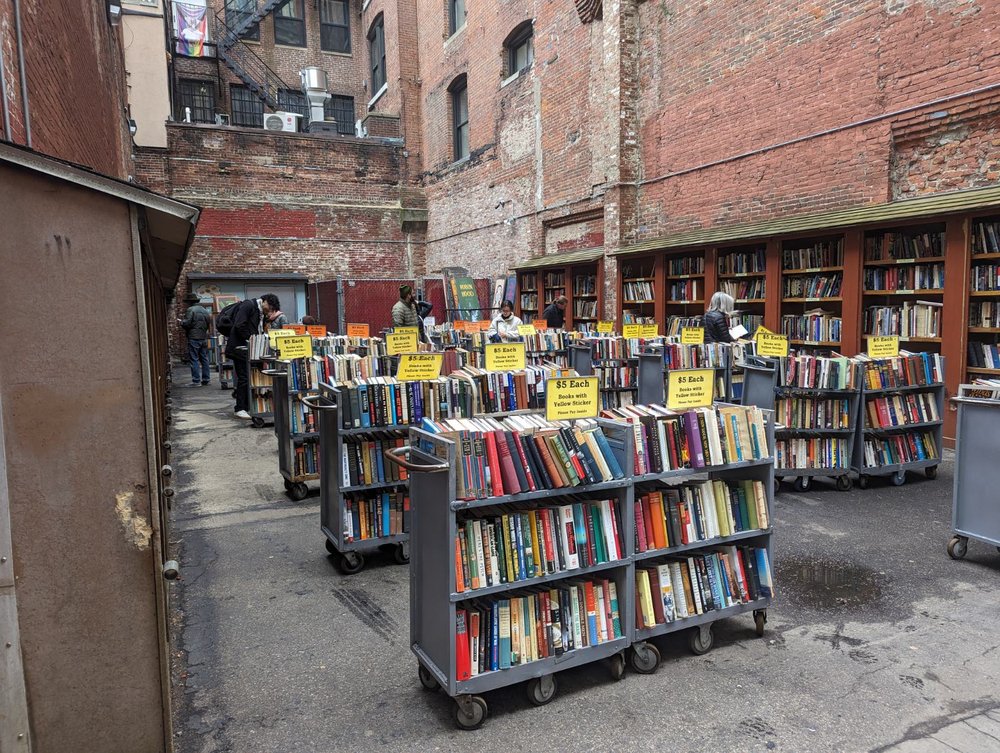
[215,0,293,111]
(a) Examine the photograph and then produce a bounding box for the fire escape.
[214,0,294,111]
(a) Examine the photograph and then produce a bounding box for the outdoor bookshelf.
[967,216,1000,382]
[780,236,845,352]
[718,244,767,338]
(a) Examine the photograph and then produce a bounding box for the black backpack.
[215,301,240,336]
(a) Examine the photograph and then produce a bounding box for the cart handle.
[384,446,449,473]
[299,394,337,411]
[261,369,286,376]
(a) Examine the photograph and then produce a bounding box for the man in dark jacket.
[225,293,280,419]
[542,295,567,329]
[179,293,212,386]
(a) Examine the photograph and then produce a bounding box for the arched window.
[368,15,386,94]
[503,21,533,77]
[449,74,469,161]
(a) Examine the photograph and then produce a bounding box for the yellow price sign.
[666,368,715,409]
[274,335,313,360]
[756,331,789,357]
[395,326,419,335]
[867,335,900,358]
[346,323,369,338]
[485,342,526,371]
[517,324,536,336]
[622,324,641,338]
[681,327,705,345]
[597,320,615,333]
[545,376,600,421]
[639,324,659,338]
[396,353,444,381]
[267,328,296,346]
[386,331,418,355]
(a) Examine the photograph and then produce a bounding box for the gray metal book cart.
[851,357,944,488]
[250,355,277,429]
[947,395,1000,559]
[271,368,320,501]
[392,420,635,730]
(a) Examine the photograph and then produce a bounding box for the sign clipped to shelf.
[396,353,443,381]
[274,335,313,360]
[597,320,615,333]
[306,324,327,338]
[287,324,307,335]
[681,326,705,344]
[386,330,418,355]
[517,324,536,336]
[474,320,492,332]
[867,335,900,358]
[622,324,641,338]
[533,319,548,330]
[546,376,600,421]
[639,324,659,338]
[756,330,789,357]
[666,368,715,409]
[267,328,296,346]
[485,342,526,372]
[346,323,370,338]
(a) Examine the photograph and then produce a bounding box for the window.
[450,75,468,161]
[368,16,386,95]
[225,0,259,41]
[274,0,306,47]
[324,95,356,135]
[504,22,533,77]
[278,89,308,118]
[230,85,264,127]
[320,0,350,53]
[448,0,466,36]
[176,79,216,123]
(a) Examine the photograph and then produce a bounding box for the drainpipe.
[0,23,11,140]
[13,0,31,147]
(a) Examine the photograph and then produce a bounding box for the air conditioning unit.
[216,113,231,126]
[264,111,302,132]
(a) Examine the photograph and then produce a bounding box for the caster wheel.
[324,539,337,555]
[526,675,557,706]
[628,642,661,674]
[336,551,365,575]
[393,542,410,565]
[754,609,767,637]
[283,478,294,491]
[793,476,810,492]
[858,474,870,490]
[947,536,968,560]
[251,417,265,428]
[925,465,938,480]
[891,470,906,486]
[454,695,488,730]
[773,478,781,496]
[417,664,439,691]
[287,482,308,501]
[608,652,626,681]
[689,626,714,656]
[836,475,853,492]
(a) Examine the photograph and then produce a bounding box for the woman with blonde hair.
[704,291,735,343]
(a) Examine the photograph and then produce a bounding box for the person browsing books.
[488,300,523,342]
[392,284,420,328]
[542,295,567,329]
[704,291,736,343]
[266,306,288,330]
[179,292,212,387]
[225,293,280,420]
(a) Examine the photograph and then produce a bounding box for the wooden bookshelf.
[779,235,845,350]
[620,257,658,327]
[967,216,1000,381]
[515,253,604,330]
[517,270,539,320]
[717,244,767,337]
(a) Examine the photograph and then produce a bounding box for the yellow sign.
[274,335,313,360]
[267,328,296,346]
[597,320,615,333]
[485,342,526,372]
[666,368,715,409]
[754,325,774,339]
[868,335,900,358]
[347,323,370,338]
[623,324,641,338]
[517,324,536,336]
[546,376,600,421]
[756,331,789,357]
[396,353,444,381]
[681,327,705,345]
[395,326,419,335]
[306,324,327,338]
[533,319,548,330]
[386,331,419,355]
[639,324,659,338]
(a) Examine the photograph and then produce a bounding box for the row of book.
[864,231,943,261]
[593,364,637,390]
[248,334,273,360]
[731,312,764,334]
[623,279,655,302]
[337,377,470,430]
[720,278,765,300]
[290,401,315,434]
[860,432,938,467]
[455,500,623,593]
[864,392,940,429]
[522,331,575,354]
[971,263,1000,292]
[863,264,944,292]
[668,279,701,301]
[544,290,566,304]
[635,546,773,629]
[250,365,273,388]
[574,299,598,319]
[778,355,856,390]
[782,240,843,270]
[969,301,1000,328]
[544,271,565,288]
[664,315,702,336]
[600,403,770,474]
[454,366,551,414]
[251,393,272,415]
[720,249,766,275]
[520,273,537,291]
[781,312,842,344]
[775,437,850,470]
[966,342,1000,370]
[600,391,637,410]
[342,491,409,541]
[340,434,408,488]
[662,342,729,370]
[588,336,645,360]
[455,577,624,679]
[973,221,1000,255]
[621,309,655,324]
[863,301,942,338]
[634,479,769,554]
[520,293,538,312]
[314,335,389,359]
[782,273,842,299]
[857,352,944,389]
[668,255,705,276]
[293,440,319,477]
[775,397,852,429]
[573,274,597,295]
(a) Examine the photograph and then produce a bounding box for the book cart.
[271,368,319,501]
[851,355,944,488]
[947,394,1000,559]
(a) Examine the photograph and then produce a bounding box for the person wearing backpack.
[179,293,212,386]
[217,293,281,419]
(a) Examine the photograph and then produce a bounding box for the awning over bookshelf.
[513,247,603,270]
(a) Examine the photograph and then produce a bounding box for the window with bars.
[225,0,260,41]
[368,15,386,94]
[274,0,306,46]
[230,85,264,127]
[448,0,466,36]
[277,89,308,118]
[450,75,468,161]
[176,79,216,123]
[504,22,533,77]
[324,95,356,135]
[320,0,350,53]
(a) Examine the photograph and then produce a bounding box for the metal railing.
[214,11,294,110]
[218,0,286,42]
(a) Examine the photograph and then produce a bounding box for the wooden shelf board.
[623,277,656,282]
[901,336,943,342]
[970,290,1000,297]
[666,272,706,280]
[967,367,1000,375]
[665,299,704,305]
[789,340,841,346]
[782,266,844,274]
[718,271,766,279]
[736,298,766,304]
[573,293,598,298]
[968,327,1000,333]
[864,256,945,266]
[623,299,656,304]
[863,289,944,296]
[782,297,843,302]
[972,252,1000,260]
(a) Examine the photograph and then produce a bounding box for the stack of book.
[861,432,938,467]
[864,392,940,429]
[778,354,856,390]
[248,334,273,360]
[857,351,944,388]
[781,311,842,343]
[623,279,655,302]
[290,400,316,434]
[775,397,852,429]
[340,434,408,487]
[969,301,1000,328]
[343,491,408,541]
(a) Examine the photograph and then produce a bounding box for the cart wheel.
[793,476,810,492]
[858,474,870,490]
[393,542,410,565]
[526,674,558,706]
[608,652,626,681]
[773,478,781,496]
[251,417,265,428]
[925,465,939,480]
[283,478,294,491]
[836,475,853,492]
[454,695,488,731]
[689,625,714,656]
[754,609,767,637]
[336,551,365,575]
[947,536,968,560]
[288,482,309,501]
[628,642,661,674]
[324,538,337,555]
[417,664,439,691]
[891,470,906,486]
